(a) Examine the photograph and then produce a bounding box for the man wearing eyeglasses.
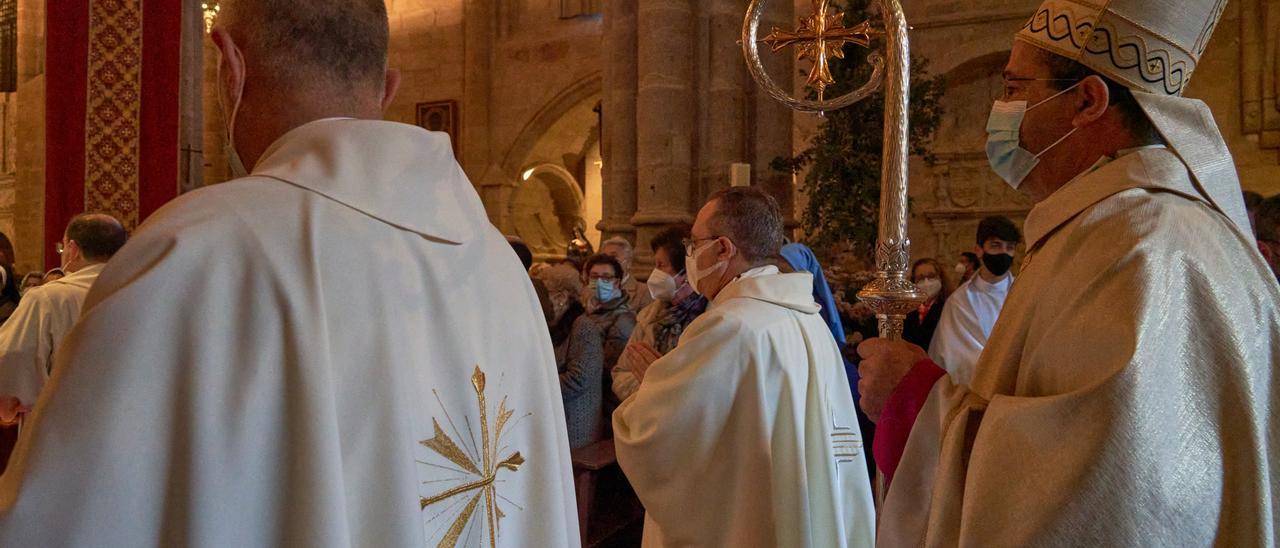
[857,1,1280,545]
[0,213,126,425]
[613,187,875,547]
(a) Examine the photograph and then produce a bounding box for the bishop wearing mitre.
[859,0,1280,545]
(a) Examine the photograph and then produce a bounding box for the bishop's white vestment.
[0,119,580,547]
[879,148,1280,546]
[614,266,875,548]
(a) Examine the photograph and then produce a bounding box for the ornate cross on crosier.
[762,0,881,103]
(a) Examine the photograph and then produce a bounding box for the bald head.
[219,0,389,93]
[65,213,127,263]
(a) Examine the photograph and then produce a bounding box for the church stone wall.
[1197,1,1280,196]
[383,0,467,135]
[900,0,1038,269]
[11,0,42,274]
[201,0,1279,276]
[384,0,604,244]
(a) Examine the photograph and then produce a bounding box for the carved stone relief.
[1240,0,1280,159]
[920,152,1030,266]
[908,48,1030,269]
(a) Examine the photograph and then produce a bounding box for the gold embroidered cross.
[762,0,881,102]
[418,366,526,548]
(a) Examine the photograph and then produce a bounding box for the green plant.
[772,0,945,262]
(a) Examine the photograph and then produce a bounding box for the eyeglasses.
[55,242,64,255]
[1002,77,1079,84]
[586,273,617,281]
[1001,77,1083,100]
[682,237,719,255]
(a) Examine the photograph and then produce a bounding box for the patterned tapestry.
[85,0,144,228]
[44,0,181,267]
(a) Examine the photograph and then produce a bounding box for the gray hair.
[705,187,785,263]
[601,237,634,260]
[537,263,584,296]
[220,0,389,89]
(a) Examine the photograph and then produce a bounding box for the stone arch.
[932,50,1010,156]
[496,72,604,260]
[509,163,587,260]
[500,72,603,176]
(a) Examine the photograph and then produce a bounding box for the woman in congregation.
[539,262,607,449]
[580,254,636,405]
[611,226,707,402]
[903,257,951,351]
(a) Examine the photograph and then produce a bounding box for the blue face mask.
[591,279,620,303]
[985,80,1082,190]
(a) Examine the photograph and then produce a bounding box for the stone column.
[201,38,228,186]
[13,0,44,273]
[633,0,696,271]
[599,0,638,244]
[701,0,749,201]
[461,0,493,179]
[463,0,512,233]
[752,0,795,226]
[178,0,203,194]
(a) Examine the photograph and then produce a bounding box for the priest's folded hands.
[856,337,928,422]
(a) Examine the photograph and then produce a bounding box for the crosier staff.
[742,0,923,507]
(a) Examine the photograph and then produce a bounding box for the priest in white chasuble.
[858,1,1280,546]
[614,187,875,548]
[0,2,579,546]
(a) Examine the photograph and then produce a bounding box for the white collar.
[970,272,1012,290]
[737,265,780,280]
[1082,144,1169,178]
[47,263,106,287]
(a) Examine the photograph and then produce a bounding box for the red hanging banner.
[44,0,181,269]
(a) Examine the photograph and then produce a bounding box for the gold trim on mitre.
[1016,0,1229,96]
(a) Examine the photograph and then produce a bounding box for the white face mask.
[647,269,679,302]
[686,240,728,296]
[985,80,1082,189]
[954,263,967,275]
[916,277,942,299]
[217,48,250,179]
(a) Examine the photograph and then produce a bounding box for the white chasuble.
[927,272,1012,385]
[880,148,1280,546]
[0,119,579,547]
[614,266,875,548]
[0,263,103,410]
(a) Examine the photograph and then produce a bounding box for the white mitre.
[1016,0,1250,234]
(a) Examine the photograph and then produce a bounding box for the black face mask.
[981,252,1014,277]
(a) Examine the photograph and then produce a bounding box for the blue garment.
[780,243,859,400]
